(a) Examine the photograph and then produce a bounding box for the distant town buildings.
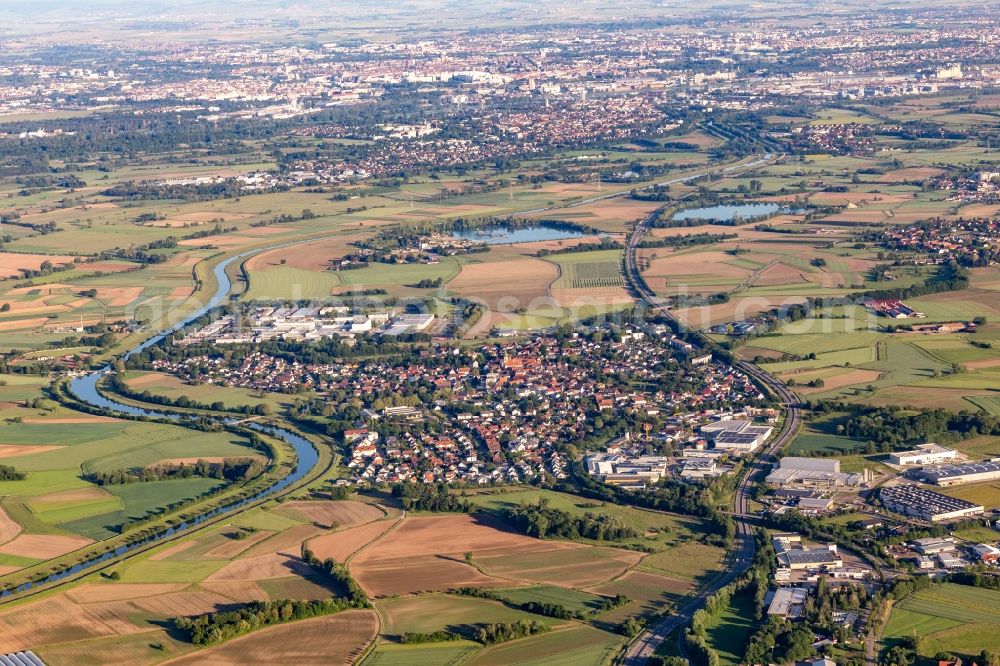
[179,307,436,345]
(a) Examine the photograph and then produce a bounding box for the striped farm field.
[884,583,1000,655]
[165,610,378,665]
[549,250,625,289]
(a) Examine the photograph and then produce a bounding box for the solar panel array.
[0,652,45,666]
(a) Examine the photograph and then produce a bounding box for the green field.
[636,541,726,582]
[244,257,463,300]
[789,413,866,455]
[468,624,624,666]
[362,642,482,666]
[704,589,756,666]
[377,594,556,637]
[491,585,608,614]
[122,371,294,411]
[884,583,1000,657]
[460,487,707,551]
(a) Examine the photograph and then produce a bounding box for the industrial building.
[879,485,984,522]
[766,587,809,618]
[889,443,957,466]
[910,536,957,554]
[766,456,870,489]
[585,453,669,486]
[914,460,1000,486]
[701,419,773,453]
[680,458,730,480]
[773,533,843,570]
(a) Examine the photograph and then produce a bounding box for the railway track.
[620,155,802,665]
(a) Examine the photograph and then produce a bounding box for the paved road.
[619,156,803,664]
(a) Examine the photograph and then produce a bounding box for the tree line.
[503,498,638,541]
[87,457,264,487]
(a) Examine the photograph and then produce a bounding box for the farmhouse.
[879,485,984,522]
[863,298,925,319]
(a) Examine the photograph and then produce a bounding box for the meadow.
[883,583,1000,658]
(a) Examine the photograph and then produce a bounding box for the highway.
[620,155,801,665]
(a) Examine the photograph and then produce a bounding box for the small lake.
[671,203,783,223]
[450,224,591,245]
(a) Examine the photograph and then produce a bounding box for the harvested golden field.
[783,368,883,394]
[352,553,506,597]
[65,583,189,604]
[644,250,754,281]
[205,552,313,582]
[350,514,581,597]
[32,487,110,503]
[877,167,946,183]
[674,296,808,329]
[585,570,693,623]
[148,540,197,561]
[92,286,143,307]
[0,317,50,331]
[0,594,145,652]
[199,581,270,603]
[245,234,370,272]
[821,210,889,224]
[201,529,276,560]
[0,505,22,545]
[238,524,323,559]
[753,262,806,287]
[159,211,252,227]
[550,286,634,310]
[959,204,1000,218]
[0,533,92,559]
[447,257,558,310]
[0,253,77,278]
[83,261,138,273]
[163,610,378,666]
[306,517,400,563]
[274,500,384,530]
[809,191,911,205]
[476,545,642,587]
[0,444,65,458]
[511,235,608,254]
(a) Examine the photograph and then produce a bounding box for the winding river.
[1,250,320,599]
